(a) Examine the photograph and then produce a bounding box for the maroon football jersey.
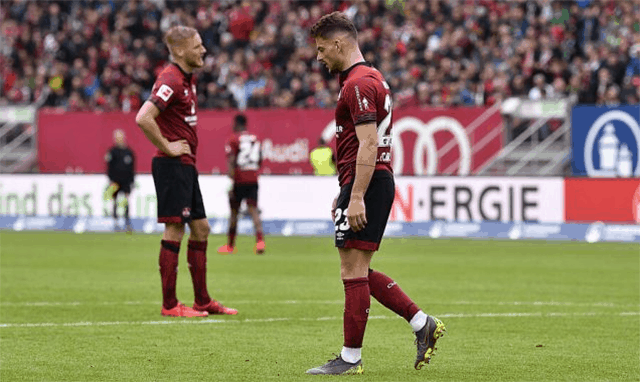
[335,62,393,186]
[148,63,198,166]
[225,131,261,184]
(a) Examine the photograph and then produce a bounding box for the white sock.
[341,347,361,363]
[410,310,428,332]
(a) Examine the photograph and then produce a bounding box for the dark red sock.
[343,277,370,348]
[159,240,180,310]
[368,269,420,322]
[187,240,211,306]
[256,230,264,242]
[228,225,237,247]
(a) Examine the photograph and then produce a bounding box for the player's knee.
[340,265,352,278]
[339,249,371,278]
[340,258,358,278]
[164,223,185,241]
[340,265,361,280]
[191,220,210,240]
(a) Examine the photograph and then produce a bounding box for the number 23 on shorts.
[334,208,350,232]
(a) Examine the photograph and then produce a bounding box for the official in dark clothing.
[105,129,135,232]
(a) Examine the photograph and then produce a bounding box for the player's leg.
[123,190,132,232]
[159,222,190,314]
[188,174,238,315]
[189,217,237,315]
[247,204,265,254]
[112,198,118,221]
[228,205,239,248]
[368,268,421,324]
[340,247,373,361]
[246,184,264,253]
[218,186,240,254]
[307,181,370,375]
[186,218,211,306]
[364,172,446,369]
[367,268,445,369]
[152,157,207,317]
[112,185,121,230]
[307,247,370,375]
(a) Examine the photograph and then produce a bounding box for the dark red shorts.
[334,170,394,251]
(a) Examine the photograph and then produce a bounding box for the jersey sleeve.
[148,72,180,112]
[344,77,378,126]
[225,136,239,158]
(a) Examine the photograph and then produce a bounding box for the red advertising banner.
[37,107,502,175]
[565,178,640,223]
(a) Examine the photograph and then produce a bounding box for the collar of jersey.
[339,61,372,83]
[171,62,193,81]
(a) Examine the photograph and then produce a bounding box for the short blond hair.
[163,25,197,48]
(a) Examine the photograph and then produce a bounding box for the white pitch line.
[0,311,637,329]
[1,300,638,308]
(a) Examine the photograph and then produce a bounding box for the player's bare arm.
[346,121,377,232]
[227,154,236,180]
[135,101,191,157]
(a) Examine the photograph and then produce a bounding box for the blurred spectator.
[1,0,639,111]
[529,74,554,100]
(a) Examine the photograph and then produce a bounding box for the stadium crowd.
[1,0,639,112]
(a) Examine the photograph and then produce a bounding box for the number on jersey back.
[237,134,260,171]
[226,132,261,184]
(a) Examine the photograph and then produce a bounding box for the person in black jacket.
[105,129,135,232]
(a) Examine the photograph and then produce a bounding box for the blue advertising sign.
[572,105,640,177]
[0,216,638,243]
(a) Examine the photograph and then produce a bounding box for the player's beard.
[187,53,204,69]
[323,60,339,75]
[329,64,344,75]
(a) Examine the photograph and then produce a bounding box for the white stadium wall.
[0,174,564,223]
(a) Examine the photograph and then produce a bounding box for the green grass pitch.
[1,231,638,382]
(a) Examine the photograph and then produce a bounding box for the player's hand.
[346,197,367,232]
[331,195,338,222]
[166,140,191,157]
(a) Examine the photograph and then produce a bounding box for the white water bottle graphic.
[617,144,632,177]
[598,123,619,174]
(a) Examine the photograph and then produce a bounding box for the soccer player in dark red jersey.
[306,13,446,375]
[218,114,266,255]
[135,26,237,318]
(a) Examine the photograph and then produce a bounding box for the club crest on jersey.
[184,90,189,96]
[156,84,174,102]
[182,207,191,218]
